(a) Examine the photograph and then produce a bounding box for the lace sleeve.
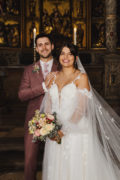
[70,88,92,123]
[62,88,92,134]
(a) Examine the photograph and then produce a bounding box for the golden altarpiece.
[0,0,107,50]
[0,0,120,120]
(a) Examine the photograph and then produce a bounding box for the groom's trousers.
[24,130,40,180]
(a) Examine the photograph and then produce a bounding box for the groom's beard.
[40,52,52,59]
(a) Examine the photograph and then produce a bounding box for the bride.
[41,43,120,180]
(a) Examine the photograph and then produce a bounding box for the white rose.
[40,128,49,136]
[44,124,55,132]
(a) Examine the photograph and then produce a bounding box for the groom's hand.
[45,72,57,88]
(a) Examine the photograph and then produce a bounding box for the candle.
[33,28,36,62]
[73,26,77,45]
[33,27,36,48]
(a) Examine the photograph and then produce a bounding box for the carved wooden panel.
[85,65,104,95]
[0,50,20,65]
[2,67,24,100]
[0,0,21,48]
[105,56,120,99]
[91,0,106,49]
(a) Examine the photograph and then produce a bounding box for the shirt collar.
[40,58,53,65]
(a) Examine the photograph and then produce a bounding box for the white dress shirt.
[40,59,53,78]
[40,59,53,92]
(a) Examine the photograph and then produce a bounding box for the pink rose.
[34,129,40,137]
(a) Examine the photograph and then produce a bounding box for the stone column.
[105,0,117,53]
[104,0,120,104]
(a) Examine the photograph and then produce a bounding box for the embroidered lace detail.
[78,88,92,99]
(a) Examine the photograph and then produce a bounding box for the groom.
[18,33,58,180]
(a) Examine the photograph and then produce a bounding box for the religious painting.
[72,0,87,48]
[0,21,20,48]
[26,0,40,18]
[74,22,86,48]
[0,0,20,16]
[42,0,72,42]
[91,22,106,48]
[6,23,20,47]
[26,21,39,47]
[25,0,41,48]
[91,0,105,17]
[0,0,21,48]
[91,0,105,48]
[72,0,86,19]
[0,21,7,47]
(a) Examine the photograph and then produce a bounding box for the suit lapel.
[32,59,58,82]
[32,60,44,82]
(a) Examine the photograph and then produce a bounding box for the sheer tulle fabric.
[40,58,120,180]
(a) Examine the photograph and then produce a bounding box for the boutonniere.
[32,64,40,73]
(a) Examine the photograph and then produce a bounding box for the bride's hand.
[50,130,64,142]
[58,130,64,138]
[45,72,57,88]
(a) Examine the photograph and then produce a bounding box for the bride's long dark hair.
[57,42,79,70]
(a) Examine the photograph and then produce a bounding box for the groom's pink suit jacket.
[18,60,58,180]
[18,60,57,130]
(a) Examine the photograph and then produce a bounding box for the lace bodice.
[49,82,78,118]
[47,76,92,133]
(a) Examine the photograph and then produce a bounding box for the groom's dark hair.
[35,33,53,45]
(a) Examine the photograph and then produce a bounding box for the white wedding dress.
[42,75,120,180]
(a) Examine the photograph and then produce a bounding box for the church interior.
[0,0,120,179]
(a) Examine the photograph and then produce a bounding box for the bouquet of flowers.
[28,110,62,144]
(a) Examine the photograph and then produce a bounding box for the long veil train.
[77,57,120,178]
